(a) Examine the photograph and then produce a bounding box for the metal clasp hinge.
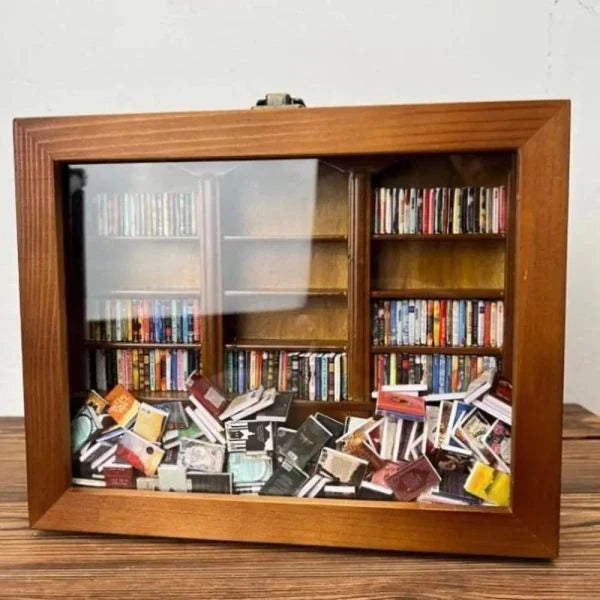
[253,93,306,109]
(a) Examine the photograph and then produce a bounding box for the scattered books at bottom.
[71,370,511,506]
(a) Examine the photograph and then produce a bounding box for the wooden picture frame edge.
[14,99,570,557]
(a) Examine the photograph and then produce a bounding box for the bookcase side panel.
[200,174,223,382]
[348,172,370,401]
[511,106,570,554]
[14,125,72,524]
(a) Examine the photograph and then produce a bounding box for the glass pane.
[65,154,512,508]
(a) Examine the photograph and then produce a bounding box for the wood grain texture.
[14,100,570,557]
[561,440,600,493]
[16,101,566,161]
[511,103,570,556]
[227,297,348,343]
[372,238,506,290]
[348,171,370,401]
[1,408,598,600]
[13,121,71,525]
[563,404,600,439]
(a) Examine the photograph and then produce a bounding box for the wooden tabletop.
[1,404,599,599]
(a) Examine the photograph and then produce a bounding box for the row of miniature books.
[373,185,506,235]
[372,299,504,349]
[87,297,202,344]
[224,350,348,401]
[373,353,499,395]
[72,368,511,506]
[87,348,201,393]
[91,191,198,237]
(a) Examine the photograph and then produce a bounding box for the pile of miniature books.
[71,370,511,505]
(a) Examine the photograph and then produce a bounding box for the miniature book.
[133,403,169,442]
[256,391,293,422]
[464,461,510,506]
[259,460,309,496]
[225,420,274,454]
[317,447,368,486]
[106,384,140,428]
[384,456,441,501]
[186,371,228,418]
[116,430,165,477]
[375,390,425,422]
[187,472,233,494]
[277,415,332,469]
[178,438,226,472]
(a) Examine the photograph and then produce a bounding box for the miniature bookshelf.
[63,163,204,407]
[16,101,568,557]
[62,153,515,423]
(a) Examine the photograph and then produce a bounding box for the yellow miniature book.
[105,384,140,428]
[464,461,510,507]
[133,403,169,442]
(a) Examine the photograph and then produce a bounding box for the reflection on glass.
[64,155,511,508]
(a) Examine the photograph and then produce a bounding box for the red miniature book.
[185,371,228,419]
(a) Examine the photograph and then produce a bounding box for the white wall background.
[0,0,598,416]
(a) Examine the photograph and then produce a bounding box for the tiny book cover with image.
[106,384,140,428]
[178,438,226,473]
[278,415,332,469]
[259,460,309,497]
[376,390,425,422]
[186,371,228,418]
[133,403,169,442]
[116,430,165,477]
[225,420,274,454]
[317,447,368,486]
[256,391,294,422]
[464,461,510,506]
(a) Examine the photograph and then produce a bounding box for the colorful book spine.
[373,353,499,394]
[88,348,200,392]
[371,299,504,349]
[373,186,506,235]
[224,350,348,401]
[92,192,198,237]
[87,297,202,343]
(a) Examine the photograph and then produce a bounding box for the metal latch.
[253,93,306,109]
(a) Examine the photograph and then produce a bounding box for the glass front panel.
[65,154,513,508]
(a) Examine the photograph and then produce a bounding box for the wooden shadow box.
[14,100,569,558]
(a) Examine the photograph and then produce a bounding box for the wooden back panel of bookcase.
[14,101,569,557]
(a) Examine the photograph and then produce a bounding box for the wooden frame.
[14,100,569,557]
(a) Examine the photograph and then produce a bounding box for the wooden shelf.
[89,290,202,298]
[223,234,347,242]
[371,345,503,356]
[75,390,189,402]
[371,288,504,299]
[84,340,201,350]
[224,339,347,351]
[91,236,199,242]
[224,288,347,297]
[372,233,505,241]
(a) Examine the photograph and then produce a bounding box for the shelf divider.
[224,339,347,351]
[370,345,503,356]
[372,233,506,241]
[371,289,504,299]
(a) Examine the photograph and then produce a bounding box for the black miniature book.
[315,413,345,448]
[259,459,309,496]
[154,401,189,430]
[278,416,332,469]
[357,481,394,500]
[187,472,233,494]
[225,420,274,454]
[255,391,293,422]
